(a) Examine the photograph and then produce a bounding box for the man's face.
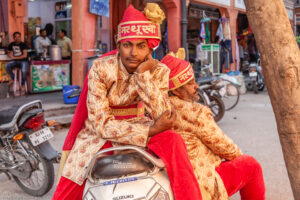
[173,78,199,102]
[41,30,47,37]
[118,39,150,73]
[58,31,63,39]
[13,34,21,44]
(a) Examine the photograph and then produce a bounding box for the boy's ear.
[172,88,181,97]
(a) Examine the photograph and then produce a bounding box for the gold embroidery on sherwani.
[62,53,171,185]
[170,96,243,200]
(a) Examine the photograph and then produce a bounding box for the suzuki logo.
[113,195,134,200]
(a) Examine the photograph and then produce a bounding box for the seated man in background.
[161,51,265,200]
[5,32,29,93]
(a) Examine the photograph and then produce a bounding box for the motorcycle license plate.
[29,127,53,146]
[249,72,258,77]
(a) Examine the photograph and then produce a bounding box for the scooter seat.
[0,106,20,127]
[91,152,154,179]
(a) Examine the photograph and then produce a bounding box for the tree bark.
[244,0,300,199]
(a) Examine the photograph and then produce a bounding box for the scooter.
[82,145,174,200]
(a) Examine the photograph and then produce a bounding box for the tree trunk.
[244,0,300,199]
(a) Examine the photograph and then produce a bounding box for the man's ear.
[172,88,181,97]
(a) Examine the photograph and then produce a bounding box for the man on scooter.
[161,51,265,200]
[53,4,202,200]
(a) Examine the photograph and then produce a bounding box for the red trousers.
[216,155,265,200]
[53,131,202,200]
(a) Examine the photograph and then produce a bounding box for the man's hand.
[136,54,158,74]
[148,110,176,137]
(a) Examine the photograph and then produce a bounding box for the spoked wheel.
[197,89,209,106]
[209,95,225,122]
[222,83,240,111]
[12,140,54,196]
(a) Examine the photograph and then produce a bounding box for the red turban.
[161,55,195,90]
[117,4,161,49]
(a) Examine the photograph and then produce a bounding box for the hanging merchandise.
[205,23,211,44]
[200,22,206,42]
[199,10,211,44]
[223,21,231,40]
[216,21,224,42]
[220,40,233,73]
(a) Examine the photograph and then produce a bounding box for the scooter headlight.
[249,67,257,72]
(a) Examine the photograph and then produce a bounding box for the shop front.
[25,0,72,93]
[0,0,73,94]
[187,1,237,74]
[186,0,255,74]
[0,0,112,92]
[187,3,221,73]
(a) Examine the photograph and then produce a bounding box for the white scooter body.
[82,146,174,200]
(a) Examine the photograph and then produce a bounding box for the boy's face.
[173,78,199,102]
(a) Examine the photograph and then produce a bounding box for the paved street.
[0,91,295,200]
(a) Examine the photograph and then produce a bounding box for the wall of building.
[27,1,57,38]
[0,0,9,33]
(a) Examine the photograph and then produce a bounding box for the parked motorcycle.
[243,59,265,94]
[0,100,60,196]
[82,145,174,200]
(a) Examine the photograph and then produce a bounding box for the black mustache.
[126,57,141,62]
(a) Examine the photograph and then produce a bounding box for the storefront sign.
[89,0,109,17]
[203,0,231,6]
[189,7,219,20]
[31,63,70,93]
[235,0,245,10]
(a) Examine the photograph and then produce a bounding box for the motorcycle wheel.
[253,80,258,94]
[258,83,265,91]
[209,95,225,122]
[222,83,240,111]
[197,89,209,106]
[12,140,54,196]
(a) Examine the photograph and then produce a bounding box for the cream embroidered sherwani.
[62,54,171,185]
[170,96,243,200]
